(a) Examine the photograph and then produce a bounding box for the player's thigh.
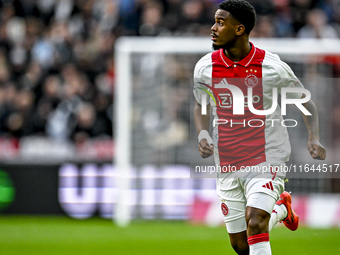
[220,201,247,234]
[217,177,248,234]
[245,176,284,214]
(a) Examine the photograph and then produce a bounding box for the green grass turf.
[0,216,339,255]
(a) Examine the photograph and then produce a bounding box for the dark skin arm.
[302,97,326,160]
[194,101,214,158]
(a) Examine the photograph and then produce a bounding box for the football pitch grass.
[0,216,339,255]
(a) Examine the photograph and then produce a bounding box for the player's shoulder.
[262,49,294,77]
[195,52,213,69]
[194,52,213,78]
[263,50,287,68]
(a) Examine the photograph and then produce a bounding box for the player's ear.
[235,24,245,36]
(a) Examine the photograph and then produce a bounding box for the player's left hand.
[307,139,326,160]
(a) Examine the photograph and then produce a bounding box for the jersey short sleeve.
[193,53,213,105]
[266,52,305,100]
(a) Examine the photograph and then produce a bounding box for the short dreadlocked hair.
[219,0,256,34]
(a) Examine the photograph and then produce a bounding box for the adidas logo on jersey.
[215,78,229,88]
[262,181,274,191]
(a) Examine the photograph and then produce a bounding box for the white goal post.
[114,37,340,227]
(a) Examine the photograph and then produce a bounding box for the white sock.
[249,241,272,255]
[269,204,287,231]
[248,233,271,255]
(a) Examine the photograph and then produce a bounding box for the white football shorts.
[216,162,285,234]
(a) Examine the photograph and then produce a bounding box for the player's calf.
[228,231,249,255]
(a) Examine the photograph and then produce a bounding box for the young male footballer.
[193,0,326,254]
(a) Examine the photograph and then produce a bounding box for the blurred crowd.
[0,0,115,145]
[120,0,340,38]
[0,0,339,146]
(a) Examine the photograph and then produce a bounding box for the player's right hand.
[198,139,214,158]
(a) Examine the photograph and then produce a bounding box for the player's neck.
[224,40,251,62]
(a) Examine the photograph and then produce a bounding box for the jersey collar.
[220,42,256,68]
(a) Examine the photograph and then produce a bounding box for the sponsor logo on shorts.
[221,202,229,216]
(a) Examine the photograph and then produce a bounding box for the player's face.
[211,9,239,50]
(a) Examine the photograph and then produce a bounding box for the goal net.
[114,37,340,225]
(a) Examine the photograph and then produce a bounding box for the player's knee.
[246,207,270,235]
[247,216,268,234]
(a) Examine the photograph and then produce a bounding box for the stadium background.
[0,0,339,254]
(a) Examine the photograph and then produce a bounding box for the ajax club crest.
[245,74,258,88]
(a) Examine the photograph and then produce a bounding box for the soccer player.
[193,1,326,255]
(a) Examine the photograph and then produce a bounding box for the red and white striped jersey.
[193,42,304,169]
